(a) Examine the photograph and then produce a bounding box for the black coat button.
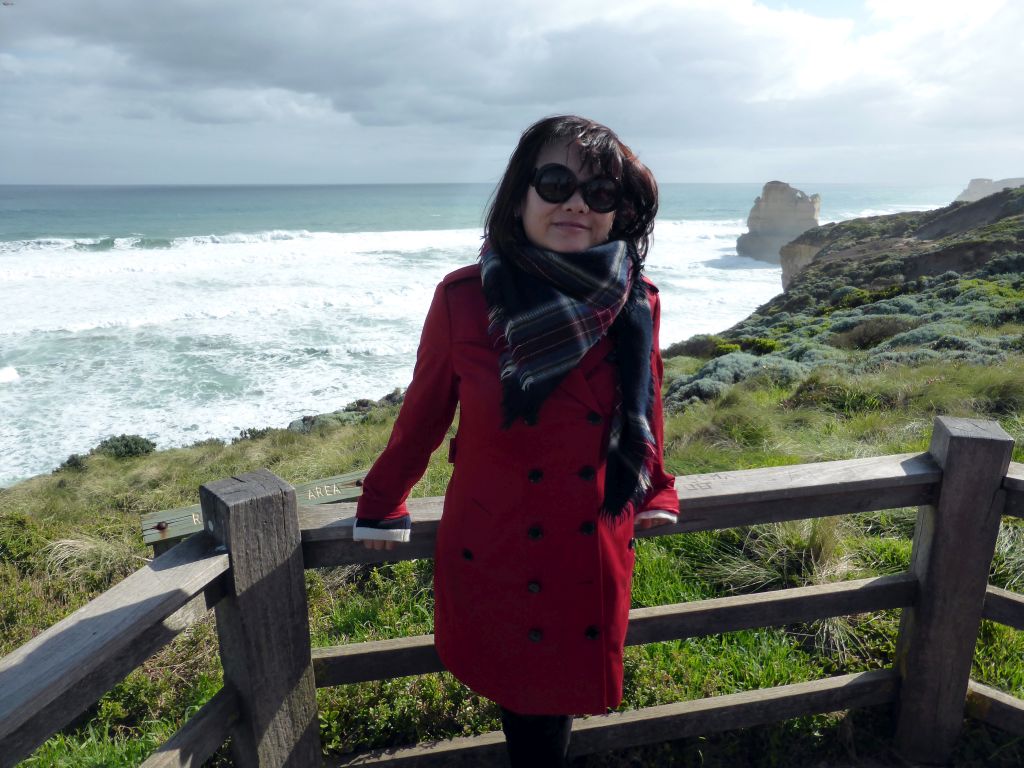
[578,466,596,481]
[585,625,600,640]
[528,468,544,483]
[462,548,474,560]
[528,628,543,643]
[579,521,596,535]
[587,411,602,425]
[524,415,537,426]
[628,538,636,550]
[528,525,544,540]
[527,581,541,594]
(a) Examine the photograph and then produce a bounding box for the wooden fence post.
[894,417,1014,764]
[201,469,321,767]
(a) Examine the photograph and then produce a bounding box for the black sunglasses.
[530,164,622,213]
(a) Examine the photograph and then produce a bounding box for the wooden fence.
[1,415,1022,767]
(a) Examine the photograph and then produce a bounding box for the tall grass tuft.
[45,535,148,590]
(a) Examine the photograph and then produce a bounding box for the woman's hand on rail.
[363,539,396,551]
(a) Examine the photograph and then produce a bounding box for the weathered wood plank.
[312,575,916,687]
[571,668,897,755]
[203,469,321,767]
[325,670,898,767]
[672,452,939,526]
[965,680,1024,737]
[625,573,917,646]
[982,584,1024,631]
[139,687,240,768]
[313,635,442,687]
[1004,462,1024,519]
[143,470,368,545]
[301,455,939,567]
[0,534,228,768]
[894,417,1015,765]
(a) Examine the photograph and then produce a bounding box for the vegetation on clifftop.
[665,187,1024,412]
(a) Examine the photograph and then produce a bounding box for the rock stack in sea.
[736,181,820,264]
[955,178,1024,203]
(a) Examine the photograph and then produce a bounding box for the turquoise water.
[0,183,959,241]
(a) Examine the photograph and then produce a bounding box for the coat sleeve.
[354,282,459,542]
[638,289,678,518]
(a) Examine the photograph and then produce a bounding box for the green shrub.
[829,286,872,310]
[233,427,272,443]
[55,453,87,473]
[827,316,920,350]
[784,373,899,414]
[664,334,724,359]
[92,434,157,459]
[738,337,782,355]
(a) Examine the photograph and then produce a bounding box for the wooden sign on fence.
[140,468,368,550]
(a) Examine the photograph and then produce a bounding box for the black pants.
[500,707,573,768]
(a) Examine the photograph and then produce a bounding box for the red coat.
[356,264,676,715]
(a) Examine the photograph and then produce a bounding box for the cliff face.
[736,181,820,263]
[779,188,1024,290]
[956,178,1024,203]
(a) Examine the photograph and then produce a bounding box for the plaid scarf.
[480,240,657,519]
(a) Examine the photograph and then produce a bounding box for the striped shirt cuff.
[353,516,412,543]
[636,509,678,524]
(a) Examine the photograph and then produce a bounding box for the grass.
[2,355,1024,766]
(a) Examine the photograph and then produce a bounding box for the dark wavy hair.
[485,115,659,262]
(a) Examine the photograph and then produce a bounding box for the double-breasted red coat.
[355,263,677,715]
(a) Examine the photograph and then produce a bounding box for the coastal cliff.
[666,187,1024,410]
[956,177,1024,202]
[779,187,1024,289]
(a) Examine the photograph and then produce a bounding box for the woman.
[353,115,678,767]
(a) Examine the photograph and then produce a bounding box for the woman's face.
[520,140,616,253]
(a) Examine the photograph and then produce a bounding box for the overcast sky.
[1,0,1021,185]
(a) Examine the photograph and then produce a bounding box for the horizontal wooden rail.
[982,584,1024,631]
[302,453,941,567]
[325,669,899,767]
[139,687,240,768]
[625,572,917,645]
[965,680,1024,736]
[312,574,916,687]
[0,533,229,768]
[1004,462,1024,518]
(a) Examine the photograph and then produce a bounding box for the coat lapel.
[556,337,612,412]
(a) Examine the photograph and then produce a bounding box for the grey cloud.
[1,0,1022,183]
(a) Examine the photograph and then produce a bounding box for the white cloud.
[0,0,1021,183]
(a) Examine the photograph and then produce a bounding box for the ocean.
[0,182,959,486]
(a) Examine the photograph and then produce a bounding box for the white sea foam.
[0,199,941,485]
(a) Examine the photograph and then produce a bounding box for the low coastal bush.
[233,426,273,442]
[827,315,919,350]
[55,453,87,473]
[783,371,903,415]
[664,334,744,359]
[93,434,157,459]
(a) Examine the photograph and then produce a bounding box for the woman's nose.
[563,188,588,213]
